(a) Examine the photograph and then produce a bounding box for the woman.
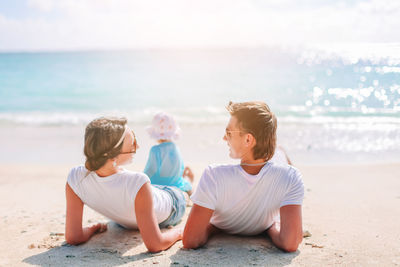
[65,117,187,252]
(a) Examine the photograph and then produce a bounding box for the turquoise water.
[1,47,400,161]
[1,48,399,117]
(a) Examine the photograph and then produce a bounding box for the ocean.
[1,46,400,164]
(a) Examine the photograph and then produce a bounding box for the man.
[183,101,304,252]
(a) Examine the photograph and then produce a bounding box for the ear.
[246,133,256,147]
[107,157,118,165]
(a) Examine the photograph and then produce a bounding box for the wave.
[1,106,400,127]
[0,107,228,126]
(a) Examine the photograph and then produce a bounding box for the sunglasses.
[224,130,243,139]
[119,130,138,154]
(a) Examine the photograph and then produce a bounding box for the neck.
[158,139,171,144]
[240,158,267,175]
[95,162,119,177]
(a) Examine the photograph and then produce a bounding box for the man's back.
[191,162,304,235]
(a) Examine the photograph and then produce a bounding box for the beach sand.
[0,162,399,266]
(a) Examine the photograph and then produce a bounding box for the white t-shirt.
[67,165,172,229]
[191,162,304,235]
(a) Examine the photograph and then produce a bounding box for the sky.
[1,0,400,51]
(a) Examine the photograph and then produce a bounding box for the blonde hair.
[84,117,127,171]
[226,101,277,161]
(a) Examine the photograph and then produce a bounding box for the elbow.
[281,243,299,253]
[146,244,163,253]
[280,236,302,253]
[143,239,164,253]
[147,247,162,253]
[182,236,202,249]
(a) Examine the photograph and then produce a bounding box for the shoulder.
[201,164,240,181]
[150,145,159,152]
[287,166,303,188]
[121,170,150,188]
[284,164,302,182]
[207,163,240,172]
[67,165,89,195]
[150,143,176,152]
[122,169,150,181]
[120,171,151,199]
[67,165,87,184]
[160,142,179,151]
[267,161,300,175]
[266,162,303,186]
[68,165,87,175]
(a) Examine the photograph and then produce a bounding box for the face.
[223,116,248,159]
[117,129,139,166]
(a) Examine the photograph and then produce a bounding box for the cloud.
[0,0,400,51]
[27,0,54,12]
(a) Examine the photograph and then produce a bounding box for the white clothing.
[67,165,172,229]
[191,162,304,235]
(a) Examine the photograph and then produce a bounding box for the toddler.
[144,112,194,194]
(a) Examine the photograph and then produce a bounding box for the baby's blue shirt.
[144,142,192,192]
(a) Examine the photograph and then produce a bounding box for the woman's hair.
[226,101,277,161]
[84,117,127,171]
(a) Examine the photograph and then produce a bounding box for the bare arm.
[183,166,194,183]
[182,204,219,249]
[135,182,182,253]
[266,205,303,252]
[65,183,107,245]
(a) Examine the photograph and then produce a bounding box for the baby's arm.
[183,166,194,183]
[65,183,107,245]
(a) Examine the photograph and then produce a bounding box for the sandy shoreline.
[3,124,399,168]
[0,162,399,266]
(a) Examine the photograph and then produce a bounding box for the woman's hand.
[90,222,108,234]
[170,227,183,240]
[77,222,108,243]
[183,166,194,182]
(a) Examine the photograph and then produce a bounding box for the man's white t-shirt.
[191,162,304,235]
[67,165,172,229]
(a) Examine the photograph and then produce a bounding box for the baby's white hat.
[146,112,181,140]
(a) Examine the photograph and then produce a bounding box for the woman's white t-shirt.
[191,162,304,235]
[67,165,172,229]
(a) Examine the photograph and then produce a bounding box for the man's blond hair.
[226,101,277,161]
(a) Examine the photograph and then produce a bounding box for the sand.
[0,162,399,266]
